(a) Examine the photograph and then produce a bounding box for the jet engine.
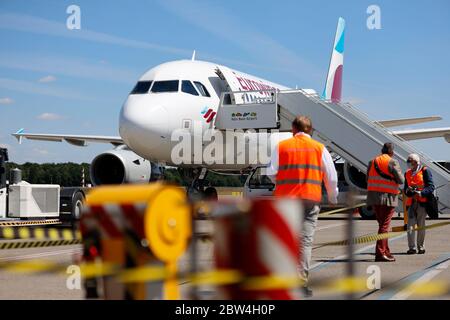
[90,146,154,186]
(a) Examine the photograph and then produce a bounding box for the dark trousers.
[373,205,395,257]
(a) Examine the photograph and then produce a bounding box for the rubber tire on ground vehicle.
[71,191,85,222]
[427,210,439,220]
[359,206,375,219]
[203,187,218,201]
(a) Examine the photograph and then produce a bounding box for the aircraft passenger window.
[181,80,199,96]
[130,81,152,94]
[151,80,179,93]
[193,81,211,97]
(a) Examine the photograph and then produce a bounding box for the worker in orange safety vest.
[366,142,404,262]
[267,115,338,298]
[404,153,435,255]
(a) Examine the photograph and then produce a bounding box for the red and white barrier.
[214,198,303,300]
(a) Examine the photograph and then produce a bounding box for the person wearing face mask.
[366,143,404,262]
[404,154,435,255]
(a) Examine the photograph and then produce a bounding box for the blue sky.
[0,0,449,163]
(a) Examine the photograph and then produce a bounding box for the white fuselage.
[119,60,309,169]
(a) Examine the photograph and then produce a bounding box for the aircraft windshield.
[181,80,199,96]
[194,81,210,97]
[130,81,152,94]
[151,80,179,93]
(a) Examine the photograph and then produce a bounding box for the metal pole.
[346,208,355,300]
[346,193,357,300]
[190,203,199,300]
[81,167,85,187]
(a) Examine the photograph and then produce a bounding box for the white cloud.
[38,75,56,83]
[0,53,139,84]
[82,120,93,128]
[347,97,365,105]
[0,12,286,76]
[36,113,66,121]
[0,12,190,56]
[0,78,96,101]
[32,148,50,156]
[157,0,319,82]
[0,97,14,104]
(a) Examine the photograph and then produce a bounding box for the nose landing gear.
[178,167,218,201]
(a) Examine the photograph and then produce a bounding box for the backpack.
[424,193,439,219]
[422,167,439,219]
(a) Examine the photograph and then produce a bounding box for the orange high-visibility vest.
[405,167,428,206]
[274,134,324,202]
[367,154,400,194]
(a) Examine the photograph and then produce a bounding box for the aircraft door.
[215,66,245,105]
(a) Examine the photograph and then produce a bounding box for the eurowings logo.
[201,107,216,123]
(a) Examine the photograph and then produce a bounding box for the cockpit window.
[193,81,211,97]
[130,81,152,94]
[181,80,199,96]
[151,80,179,93]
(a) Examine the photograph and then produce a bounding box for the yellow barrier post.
[81,182,191,300]
[393,191,408,232]
[143,184,191,299]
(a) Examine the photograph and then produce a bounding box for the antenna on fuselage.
[191,50,196,61]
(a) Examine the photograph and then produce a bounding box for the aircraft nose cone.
[119,97,169,152]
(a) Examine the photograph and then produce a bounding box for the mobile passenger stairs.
[214,89,450,215]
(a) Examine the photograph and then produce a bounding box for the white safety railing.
[218,88,449,177]
[218,89,449,208]
[219,89,278,106]
[299,89,450,176]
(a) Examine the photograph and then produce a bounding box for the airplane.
[12,17,450,201]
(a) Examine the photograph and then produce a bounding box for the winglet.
[13,128,24,144]
[322,17,345,102]
[191,50,196,61]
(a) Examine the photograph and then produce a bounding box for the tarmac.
[0,211,448,300]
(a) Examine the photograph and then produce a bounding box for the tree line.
[5,162,244,187]
[6,162,91,187]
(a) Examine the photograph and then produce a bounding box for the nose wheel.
[203,187,218,201]
[178,167,218,201]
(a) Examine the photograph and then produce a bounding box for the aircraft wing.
[12,129,123,147]
[392,127,450,142]
[376,116,442,128]
[11,125,450,148]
